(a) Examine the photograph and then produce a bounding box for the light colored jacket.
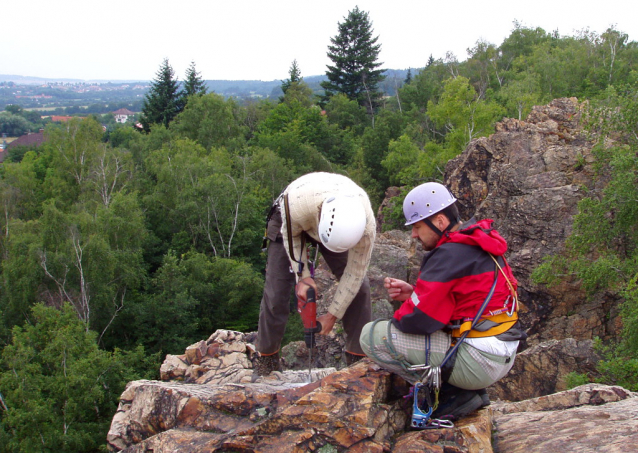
[279,172,376,319]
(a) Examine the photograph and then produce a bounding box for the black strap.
[283,193,305,276]
[261,201,281,251]
[424,217,458,238]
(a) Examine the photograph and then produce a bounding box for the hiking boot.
[477,388,491,407]
[345,351,365,366]
[255,352,283,376]
[432,389,483,421]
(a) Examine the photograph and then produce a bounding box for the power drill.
[298,286,322,349]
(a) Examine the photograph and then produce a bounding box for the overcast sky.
[3,0,636,82]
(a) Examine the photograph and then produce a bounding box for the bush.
[564,372,590,389]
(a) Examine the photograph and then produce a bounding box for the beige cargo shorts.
[360,320,515,389]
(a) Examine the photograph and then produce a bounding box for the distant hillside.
[0,74,147,85]
[204,69,412,99]
[1,69,414,99]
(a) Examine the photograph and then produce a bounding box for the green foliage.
[378,186,410,232]
[281,60,304,100]
[0,303,155,452]
[531,79,638,389]
[130,251,264,355]
[105,123,139,149]
[497,72,541,120]
[360,109,405,197]
[321,6,385,113]
[594,338,638,391]
[139,59,182,132]
[381,134,421,186]
[564,371,590,389]
[2,22,638,448]
[172,93,246,151]
[427,76,505,153]
[142,138,267,262]
[253,99,351,168]
[181,61,207,100]
[324,93,370,135]
[0,112,31,137]
[282,80,314,108]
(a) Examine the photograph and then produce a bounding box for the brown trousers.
[255,208,371,355]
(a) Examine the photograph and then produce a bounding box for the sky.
[3,0,636,82]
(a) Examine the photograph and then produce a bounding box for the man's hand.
[317,312,338,335]
[384,277,413,301]
[295,277,317,301]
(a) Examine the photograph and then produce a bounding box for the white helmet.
[319,195,367,253]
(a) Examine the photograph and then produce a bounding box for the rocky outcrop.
[109,355,495,452]
[442,98,617,345]
[490,338,601,401]
[158,329,335,385]
[108,329,638,452]
[492,384,638,453]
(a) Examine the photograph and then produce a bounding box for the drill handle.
[306,286,315,303]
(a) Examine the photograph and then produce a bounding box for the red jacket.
[393,219,518,335]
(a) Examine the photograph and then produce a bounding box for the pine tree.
[279,60,312,105]
[139,59,181,132]
[405,68,413,85]
[321,7,385,114]
[182,61,207,98]
[281,59,302,96]
[279,59,303,102]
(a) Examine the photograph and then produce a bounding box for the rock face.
[442,98,618,346]
[109,330,638,452]
[490,338,601,401]
[109,338,496,452]
[492,384,638,453]
[316,98,615,350]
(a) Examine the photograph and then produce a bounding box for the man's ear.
[434,213,449,230]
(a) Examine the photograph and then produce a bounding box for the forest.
[1,8,638,451]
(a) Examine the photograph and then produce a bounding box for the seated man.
[360,182,526,420]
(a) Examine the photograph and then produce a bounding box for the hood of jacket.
[437,218,508,256]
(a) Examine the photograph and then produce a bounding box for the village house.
[1,130,46,163]
[112,108,135,124]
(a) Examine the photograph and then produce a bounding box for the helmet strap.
[424,215,458,237]
[424,218,443,237]
[444,217,459,234]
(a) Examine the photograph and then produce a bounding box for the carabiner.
[425,418,455,429]
[407,364,431,372]
[506,295,517,316]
